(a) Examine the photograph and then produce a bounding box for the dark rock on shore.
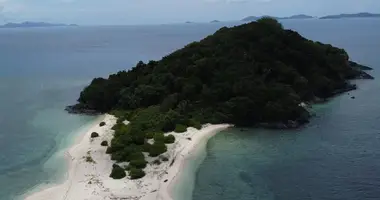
[349,61,373,71]
[65,104,101,115]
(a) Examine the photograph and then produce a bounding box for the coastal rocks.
[356,71,374,80]
[348,61,374,80]
[99,122,106,127]
[65,104,101,115]
[258,118,310,129]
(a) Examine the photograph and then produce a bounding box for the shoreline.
[23,114,231,200]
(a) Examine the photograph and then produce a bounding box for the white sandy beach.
[24,114,230,200]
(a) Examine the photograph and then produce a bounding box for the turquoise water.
[191,19,380,200]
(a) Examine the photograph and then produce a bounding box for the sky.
[0,0,380,25]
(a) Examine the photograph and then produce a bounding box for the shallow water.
[191,19,380,200]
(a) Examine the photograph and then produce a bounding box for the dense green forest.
[69,18,373,179]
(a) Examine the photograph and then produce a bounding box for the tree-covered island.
[66,18,373,179]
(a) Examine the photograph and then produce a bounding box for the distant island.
[210,20,220,23]
[320,12,380,19]
[242,14,314,21]
[0,21,78,28]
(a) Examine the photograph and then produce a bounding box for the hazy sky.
[0,0,380,25]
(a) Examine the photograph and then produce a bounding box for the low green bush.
[101,141,108,146]
[127,151,145,161]
[142,142,152,152]
[188,119,202,130]
[164,134,175,144]
[146,132,154,139]
[129,159,147,169]
[110,164,126,179]
[149,142,167,157]
[153,159,161,165]
[91,132,99,138]
[129,168,146,179]
[161,156,169,162]
[174,124,187,133]
[106,147,112,154]
[153,132,165,142]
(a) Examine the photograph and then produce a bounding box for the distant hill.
[320,12,380,19]
[0,21,78,28]
[280,14,314,20]
[210,20,220,23]
[242,14,313,21]
[241,16,259,21]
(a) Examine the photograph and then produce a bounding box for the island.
[210,20,221,23]
[27,17,374,200]
[320,12,380,19]
[242,14,314,21]
[280,14,314,19]
[0,21,78,28]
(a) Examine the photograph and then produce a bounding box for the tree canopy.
[75,18,371,127]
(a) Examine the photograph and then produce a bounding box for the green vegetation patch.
[129,168,146,179]
[164,134,175,144]
[129,159,147,169]
[174,124,187,133]
[149,142,168,157]
[110,164,126,179]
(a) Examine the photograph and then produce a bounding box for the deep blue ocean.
[0,19,379,200]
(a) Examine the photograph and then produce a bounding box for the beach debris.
[351,96,355,99]
[164,179,168,182]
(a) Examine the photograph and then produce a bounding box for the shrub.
[174,124,187,133]
[85,155,95,163]
[129,168,146,179]
[110,164,126,179]
[99,122,106,126]
[101,141,108,146]
[153,132,165,142]
[146,132,154,139]
[149,142,167,157]
[91,132,99,138]
[161,156,169,162]
[106,147,113,154]
[142,142,152,152]
[188,119,202,130]
[127,151,145,162]
[129,159,147,169]
[164,134,175,144]
[153,159,161,165]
